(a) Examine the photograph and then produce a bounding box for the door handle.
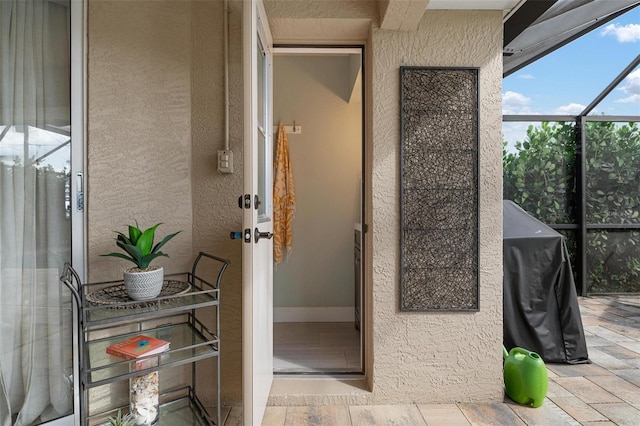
[64,172,71,218]
[76,172,84,212]
[254,228,273,243]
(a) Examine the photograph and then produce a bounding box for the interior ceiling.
[380,0,639,77]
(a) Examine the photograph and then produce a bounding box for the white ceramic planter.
[124,266,164,301]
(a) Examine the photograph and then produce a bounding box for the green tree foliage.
[503,122,576,224]
[503,121,640,293]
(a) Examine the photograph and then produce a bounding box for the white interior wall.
[272,53,362,322]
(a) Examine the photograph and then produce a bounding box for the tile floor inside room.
[273,322,361,373]
[222,296,640,425]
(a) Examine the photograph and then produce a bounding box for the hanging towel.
[273,122,296,264]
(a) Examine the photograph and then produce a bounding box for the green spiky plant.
[102,221,181,270]
[106,409,135,426]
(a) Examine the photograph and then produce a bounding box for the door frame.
[14,1,87,425]
[70,0,87,424]
[270,45,367,376]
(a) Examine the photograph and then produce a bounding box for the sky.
[503,7,640,123]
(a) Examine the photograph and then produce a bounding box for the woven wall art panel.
[400,67,479,311]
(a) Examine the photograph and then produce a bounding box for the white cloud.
[518,74,535,80]
[502,122,531,151]
[502,92,536,147]
[554,103,586,115]
[615,69,640,104]
[621,69,640,93]
[601,23,640,42]
[502,91,531,114]
[616,93,640,104]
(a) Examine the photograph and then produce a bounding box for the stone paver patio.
[222,296,640,425]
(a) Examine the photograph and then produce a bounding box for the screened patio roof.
[503,0,640,76]
[381,0,638,76]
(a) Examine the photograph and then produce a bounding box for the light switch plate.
[217,150,233,173]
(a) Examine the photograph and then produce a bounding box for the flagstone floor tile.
[262,407,287,426]
[456,403,525,426]
[598,344,640,359]
[505,399,579,426]
[284,406,351,426]
[416,404,471,425]
[551,377,621,404]
[547,396,609,423]
[586,347,636,369]
[590,402,640,426]
[349,405,427,426]
[546,362,613,378]
[586,374,640,409]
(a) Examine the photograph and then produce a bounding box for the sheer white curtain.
[0,1,73,425]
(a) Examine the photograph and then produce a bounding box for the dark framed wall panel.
[400,67,480,311]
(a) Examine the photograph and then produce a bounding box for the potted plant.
[103,221,181,301]
[106,409,135,426]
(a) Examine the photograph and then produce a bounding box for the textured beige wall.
[370,10,504,403]
[191,0,245,405]
[87,0,193,281]
[265,0,376,43]
[87,0,244,406]
[266,3,503,405]
[86,0,503,409]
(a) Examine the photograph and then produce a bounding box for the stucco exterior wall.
[87,0,245,406]
[265,0,376,43]
[87,1,193,281]
[191,0,245,405]
[86,0,503,409]
[370,10,504,403]
[87,0,244,406]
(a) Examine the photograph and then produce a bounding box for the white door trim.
[70,0,87,424]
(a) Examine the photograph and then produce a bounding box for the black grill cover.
[503,200,589,364]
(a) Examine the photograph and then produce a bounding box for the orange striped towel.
[273,122,296,264]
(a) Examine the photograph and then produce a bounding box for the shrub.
[503,121,640,293]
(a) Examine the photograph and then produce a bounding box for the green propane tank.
[502,346,548,408]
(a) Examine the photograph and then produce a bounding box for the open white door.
[242,0,274,425]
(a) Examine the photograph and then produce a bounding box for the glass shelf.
[82,279,219,327]
[92,390,216,426]
[161,395,214,425]
[85,322,218,387]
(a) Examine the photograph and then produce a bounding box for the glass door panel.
[257,37,271,221]
[0,1,78,424]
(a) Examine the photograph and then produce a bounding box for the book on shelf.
[106,334,170,360]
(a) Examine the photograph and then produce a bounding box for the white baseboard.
[274,307,355,322]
